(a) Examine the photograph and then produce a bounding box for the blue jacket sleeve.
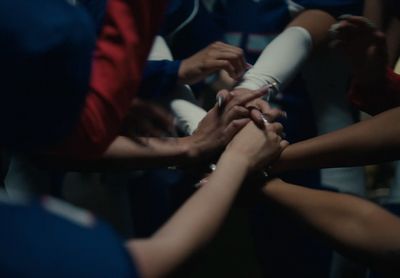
[139,60,181,98]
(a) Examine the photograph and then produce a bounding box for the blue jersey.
[206,0,362,62]
[141,0,362,98]
[0,193,138,278]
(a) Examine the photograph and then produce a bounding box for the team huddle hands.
[190,86,289,170]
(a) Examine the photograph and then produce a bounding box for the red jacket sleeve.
[52,0,166,157]
[348,68,400,115]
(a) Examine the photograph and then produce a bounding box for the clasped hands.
[191,86,289,172]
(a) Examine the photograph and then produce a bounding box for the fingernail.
[246,63,253,69]
[282,111,288,118]
[361,17,377,29]
[337,14,353,20]
[329,22,341,31]
[329,23,341,39]
[216,95,223,108]
[260,114,269,125]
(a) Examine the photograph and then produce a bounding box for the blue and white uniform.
[0,192,138,278]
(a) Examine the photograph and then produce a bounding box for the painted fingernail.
[216,95,224,108]
[260,114,269,125]
[330,22,342,31]
[337,14,353,20]
[361,17,377,29]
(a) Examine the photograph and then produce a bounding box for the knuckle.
[232,105,242,113]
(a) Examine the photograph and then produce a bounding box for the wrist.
[178,136,200,162]
[220,149,252,173]
[262,178,284,197]
[178,59,191,84]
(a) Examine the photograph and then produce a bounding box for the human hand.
[189,88,267,161]
[225,121,289,172]
[330,15,387,78]
[216,87,286,127]
[121,99,175,138]
[178,41,247,85]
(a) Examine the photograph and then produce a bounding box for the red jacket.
[53,0,166,157]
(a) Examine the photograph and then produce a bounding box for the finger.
[224,118,250,139]
[216,89,231,108]
[210,42,247,77]
[204,59,236,79]
[267,122,284,135]
[330,21,359,41]
[337,15,377,29]
[280,140,290,149]
[249,108,265,128]
[226,88,268,111]
[263,108,287,122]
[224,105,250,123]
[211,50,246,78]
[214,50,246,78]
[333,20,381,43]
[246,98,270,112]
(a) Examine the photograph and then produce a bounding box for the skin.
[256,16,400,275]
[262,179,400,276]
[271,16,400,174]
[217,9,336,107]
[287,9,336,46]
[35,89,271,171]
[271,106,400,174]
[178,41,247,85]
[363,0,400,67]
[126,121,287,277]
[332,16,389,113]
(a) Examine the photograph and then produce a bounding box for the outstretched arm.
[271,106,400,174]
[237,9,335,93]
[126,121,287,277]
[262,178,400,275]
[37,89,268,171]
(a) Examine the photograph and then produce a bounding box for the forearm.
[36,135,201,171]
[271,106,400,174]
[237,10,334,92]
[128,151,250,277]
[363,0,385,28]
[51,0,166,158]
[263,179,400,273]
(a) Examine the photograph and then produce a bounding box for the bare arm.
[262,178,400,274]
[126,121,287,277]
[36,89,268,171]
[127,151,249,277]
[271,106,400,174]
[363,0,400,67]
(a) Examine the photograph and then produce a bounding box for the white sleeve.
[237,26,313,93]
[148,36,174,61]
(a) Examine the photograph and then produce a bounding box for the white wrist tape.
[237,26,313,93]
[170,99,207,135]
